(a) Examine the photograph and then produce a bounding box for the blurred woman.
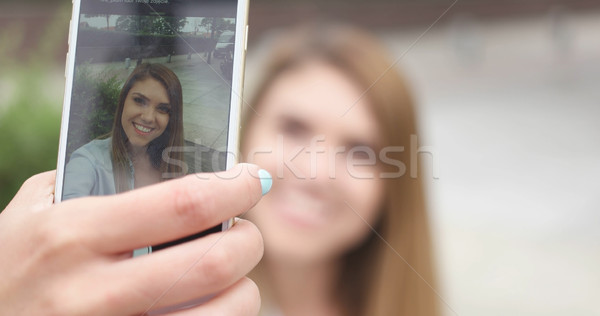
[241,24,438,316]
[63,63,184,199]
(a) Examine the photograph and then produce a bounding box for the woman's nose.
[140,107,155,123]
[298,136,336,181]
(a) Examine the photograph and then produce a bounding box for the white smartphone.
[55,0,249,254]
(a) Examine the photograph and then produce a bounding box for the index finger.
[56,163,266,253]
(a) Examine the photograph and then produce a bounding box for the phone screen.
[56,0,247,251]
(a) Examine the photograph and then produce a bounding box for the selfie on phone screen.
[56,0,248,252]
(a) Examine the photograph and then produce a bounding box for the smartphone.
[55,0,249,255]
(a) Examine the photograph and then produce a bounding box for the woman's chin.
[266,241,331,265]
[260,226,341,265]
[127,138,151,149]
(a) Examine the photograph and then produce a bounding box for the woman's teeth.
[134,123,152,133]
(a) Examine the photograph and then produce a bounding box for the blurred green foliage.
[67,65,122,157]
[86,72,122,140]
[0,68,62,210]
[0,4,69,210]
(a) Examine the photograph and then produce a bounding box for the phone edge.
[55,0,81,204]
[222,0,250,231]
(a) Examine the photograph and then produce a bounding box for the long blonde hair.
[242,24,438,316]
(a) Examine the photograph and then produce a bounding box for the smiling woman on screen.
[63,63,184,199]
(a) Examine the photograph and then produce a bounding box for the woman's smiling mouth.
[133,122,154,135]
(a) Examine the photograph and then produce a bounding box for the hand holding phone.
[0,165,267,315]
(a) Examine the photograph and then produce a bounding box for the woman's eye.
[350,149,371,160]
[348,142,376,160]
[279,117,308,138]
[157,105,171,114]
[134,97,145,104]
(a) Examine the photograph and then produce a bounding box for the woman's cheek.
[346,175,384,223]
[254,134,306,179]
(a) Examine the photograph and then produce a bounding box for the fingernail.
[258,169,272,195]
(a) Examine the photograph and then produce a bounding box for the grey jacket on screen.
[62,137,133,200]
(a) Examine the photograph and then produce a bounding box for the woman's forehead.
[259,61,380,138]
[129,78,169,103]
